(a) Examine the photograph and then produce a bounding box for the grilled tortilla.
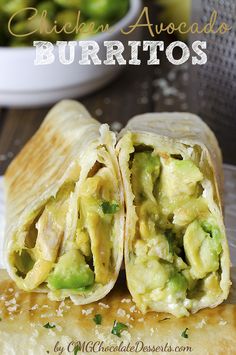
[4,100,124,304]
[117,112,231,317]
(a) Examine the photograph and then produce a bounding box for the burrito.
[117,112,231,317]
[4,100,124,304]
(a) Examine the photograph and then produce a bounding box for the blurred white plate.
[0,0,141,107]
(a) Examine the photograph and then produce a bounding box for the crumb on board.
[98,302,110,309]
[82,308,94,316]
[121,298,131,304]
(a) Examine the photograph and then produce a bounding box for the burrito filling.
[128,149,222,317]
[11,158,119,293]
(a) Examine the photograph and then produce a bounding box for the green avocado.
[160,158,203,199]
[2,0,32,16]
[47,250,94,290]
[55,10,79,28]
[54,0,81,8]
[129,257,169,294]
[80,0,129,21]
[37,1,57,19]
[132,151,160,203]
[201,221,222,254]
[173,197,209,226]
[168,272,188,295]
[183,220,222,279]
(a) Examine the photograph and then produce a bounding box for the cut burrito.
[117,112,231,317]
[4,100,124,304]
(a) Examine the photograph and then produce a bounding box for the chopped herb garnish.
[74,344,81,354]
[181,327,189,338]
[101,201,119,214]
[111,320,128,337]
[0,317,2,321]
[43,322,56,329]
[93,314,102,325]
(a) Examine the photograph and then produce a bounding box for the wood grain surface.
[0,2,235,174]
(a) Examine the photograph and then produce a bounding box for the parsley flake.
[181,327,189,338]
[74,344,81,354]
[93,314,102,325]
[43,322,56,329]
[101,201,119,214]
[111,320,128,337]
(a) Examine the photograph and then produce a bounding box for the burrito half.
[117,112,231,317]
[4,100,124,304]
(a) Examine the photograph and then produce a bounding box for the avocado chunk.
[183,220,222,279]
[173,197,209,226]
[132,151,160,203]
[201,221,222,254]
[159,158,203,200]
[47,250,94,290]
[167,271,188,299]
[129,257,169,294]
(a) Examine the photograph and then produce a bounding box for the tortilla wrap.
[117,112,231,317]
[4,100,124,305]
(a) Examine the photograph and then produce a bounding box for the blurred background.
[0,0,235,174]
